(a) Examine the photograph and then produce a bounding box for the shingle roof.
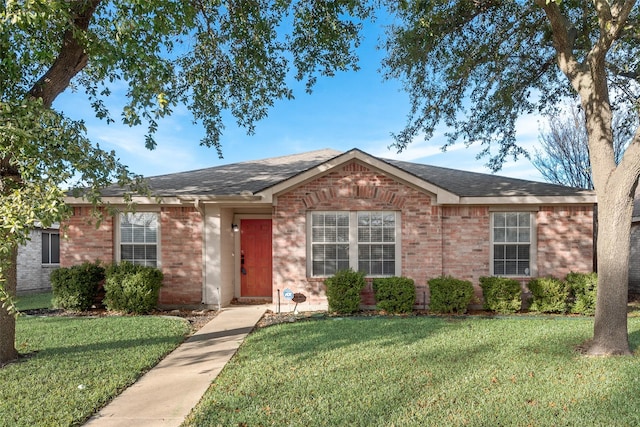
[95,147,593,199]
[384,158,592,198]
[98,149,342,197]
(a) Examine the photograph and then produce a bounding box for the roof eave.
[64,194,263,206]
[457,195,598,205]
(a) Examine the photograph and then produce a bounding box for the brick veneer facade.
[273,161,594,307]
[62,160,594,308]
[60,206,203,306]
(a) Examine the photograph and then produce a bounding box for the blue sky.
[53,21,546,183]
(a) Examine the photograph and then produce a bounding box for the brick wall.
[60,207,114,266]
[17,229,58,294]
[537,206,594,277]
[273,161,595,308]
[442,206,491,303]
[273,161,440,306]
[159,207,203,306]
[60,206,203,306]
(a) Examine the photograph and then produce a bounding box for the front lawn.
[1,314,190,426]
[185,315,640,426]
[15,291,53,311]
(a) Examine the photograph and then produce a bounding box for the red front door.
[240,219,272,297]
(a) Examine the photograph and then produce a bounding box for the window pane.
[518,212,530,227]
[325,245,337,260]
[358,213,370,226]
[518,228,530,243]
[337,214,349,227]
[383,228,395,242]
[325,214,336,227]
[337,228,349,242]
[358,228,370,242]
[494,245,505,259]
[313,261,324,276]
[133,226,145,243]
[312,228,324,242]
[505,261,517,275]
[51,233,60,264]
[505,245,517,260]
[494,261,505,275]
[358,245,370,259]
[383,261,395,275]
[370,261,382,275]
[325,228,337,242]
[121,245,133,260]
[312,246,324,261]
[383,213,395,227]
[371,245,383,259]
[312,213,324,226]
[517,245,530,260]
[517,261,530,275]
[506,227,518,242]
[370,228,383,242]
[41,233,50,264]
[121,227,133,243]
[506,213,518,227]
[383,245,395,260]
[494,228,505,242]
[494,213,505,227]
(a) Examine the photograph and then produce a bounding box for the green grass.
[15,291,53,311]
[1,314,190,427]
[185,316,640,427]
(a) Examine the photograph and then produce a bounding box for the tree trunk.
[587,189,633,355]
[0,246,19,365]
[0,0,101,367]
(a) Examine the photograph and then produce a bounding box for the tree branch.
[28,0,102,108]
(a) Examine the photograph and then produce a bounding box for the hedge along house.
[61,148,596,310]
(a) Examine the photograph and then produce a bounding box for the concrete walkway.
[84,305,267,427]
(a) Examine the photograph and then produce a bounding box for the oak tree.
[384,0,640,355]
[0,0,372,365]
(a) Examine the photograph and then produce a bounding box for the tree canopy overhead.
[385,0,640,172]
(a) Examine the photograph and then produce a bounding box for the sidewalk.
[84,305,267,427]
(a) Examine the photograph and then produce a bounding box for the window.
[357,212,397,275]
[311,212,350,276]
[492,212,532,276]
[41,231,60,264]
[309,211,399,277]
[119,212,158,267]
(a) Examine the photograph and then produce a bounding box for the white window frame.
[116,212,161,267]
[490,211,536,277]
[307,211,401,278]
[41,230,60,265]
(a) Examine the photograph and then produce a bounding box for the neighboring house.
[630,193,640,296]
[62,148,596,309]
[17,225,60,295]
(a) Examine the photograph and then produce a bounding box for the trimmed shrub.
[325,269,366,314]
[104,262,163,314]
[51,261,105,311]
[528,277,570,313]
[566,272,597,315]
[373,276,416,313]
[479,276,522,314]
[428,276,474,314]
